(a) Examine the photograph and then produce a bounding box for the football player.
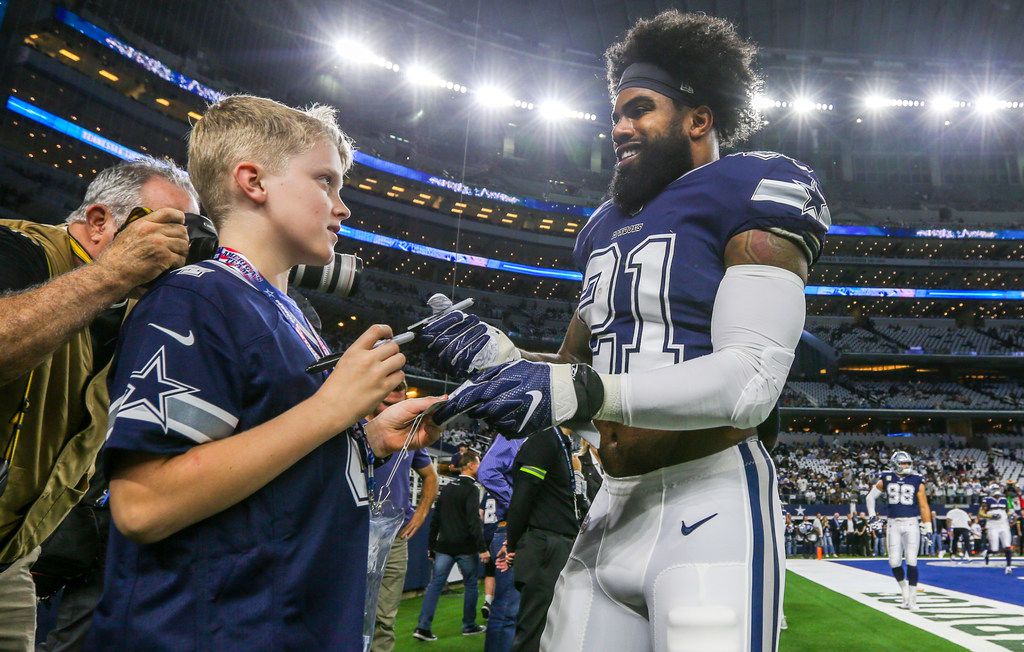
[979,483,1014,575]
[425,10,827,651]
[866,451,932,610]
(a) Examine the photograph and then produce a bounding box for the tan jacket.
[0,219,115,563]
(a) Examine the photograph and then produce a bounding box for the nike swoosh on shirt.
[681,513,718,536]
[518,390,544,432]
[148,323,195,346]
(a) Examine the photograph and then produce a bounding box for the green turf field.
[390,571,967,651]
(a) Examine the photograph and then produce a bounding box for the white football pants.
[541,437,784,652]
[987,524,1012,551]
[886,517,920,568]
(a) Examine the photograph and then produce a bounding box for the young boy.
[88,95,442,650]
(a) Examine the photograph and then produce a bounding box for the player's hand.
[95,208,189,290]
[418,294,521,377]
[365,396,446,457]
[920,521,933,535]
[432,360,605,436]
[314,324,405,427]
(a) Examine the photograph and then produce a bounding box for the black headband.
[615,62,701,106]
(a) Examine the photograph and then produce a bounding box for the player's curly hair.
[604,10,764,147]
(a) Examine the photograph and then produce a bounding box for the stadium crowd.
[774,439,1024,505]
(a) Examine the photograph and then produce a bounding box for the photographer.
[0,158,197,650]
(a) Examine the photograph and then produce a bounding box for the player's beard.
[609,124,693,216]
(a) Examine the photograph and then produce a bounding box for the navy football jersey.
[574,152,829,375]
[481,490,499,545]
[982,496,1009,525]
[878,472,924,519]
[92,260,369,651]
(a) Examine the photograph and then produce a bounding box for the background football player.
[866,451,932,610]
[426,10,828,650]
[979,483,1014,575]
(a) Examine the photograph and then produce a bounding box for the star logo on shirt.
[120,346,198,432]
[795,178,831,227]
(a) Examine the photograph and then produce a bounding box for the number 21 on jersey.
[578,234,684,374]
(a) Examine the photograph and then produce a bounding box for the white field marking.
[788,559,1024,651]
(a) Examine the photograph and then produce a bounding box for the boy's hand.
[316,324,406,427]
[96,208,189,290]
[365,396,446,457]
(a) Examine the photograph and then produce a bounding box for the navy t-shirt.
[91,259,370,651]
[373,448,432,524]
[574,152,829,375]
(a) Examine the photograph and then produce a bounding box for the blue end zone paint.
[835,559,1024,607]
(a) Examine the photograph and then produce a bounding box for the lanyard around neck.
[212,247,329,362]
[555,430,580,522]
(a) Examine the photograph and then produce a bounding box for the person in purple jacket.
[477,435,525,652]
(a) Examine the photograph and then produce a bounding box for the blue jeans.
[485,526,520,652]
[417,552,480,631]
[873,535,885,557]
[822,533,835,556]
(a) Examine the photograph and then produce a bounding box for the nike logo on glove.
[148,323,195,346]
[518,390,544,432]
[681,513,718,536]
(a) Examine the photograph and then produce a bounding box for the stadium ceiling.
[71,0,1024,113]
[80,0,1024,73]
[393,0,1024,68]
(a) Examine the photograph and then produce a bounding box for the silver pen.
[305,298,475,373]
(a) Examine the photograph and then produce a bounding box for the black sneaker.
[481,602,491,620]
[462,624,486,636]
[413,628,437,641]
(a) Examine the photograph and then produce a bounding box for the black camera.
[122,208,363,298]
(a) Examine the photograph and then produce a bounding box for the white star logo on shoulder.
[149,323,195,346]
[118,346,198,432]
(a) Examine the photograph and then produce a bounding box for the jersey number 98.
[888,483,915,506]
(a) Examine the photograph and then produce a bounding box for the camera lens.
[289,253,362,298]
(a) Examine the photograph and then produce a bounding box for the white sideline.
[787,559,1024,652]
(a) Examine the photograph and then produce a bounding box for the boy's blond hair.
[188,95,354,225]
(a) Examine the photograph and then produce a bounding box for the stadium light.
[928,95,956,113]
[334,38,395,70]
[976,95,1005,114]
[863,95,888,110]
[475,86,515,108]
[792,97,815,113]
[405,64,447,88]
[538,101,570,121]
[752,94,777,111]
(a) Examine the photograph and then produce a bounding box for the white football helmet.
[890,451,913,475]
[987,483,1004,499]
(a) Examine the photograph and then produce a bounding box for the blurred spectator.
[414,452,488,641]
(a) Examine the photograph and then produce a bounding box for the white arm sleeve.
[594,264,805,431]
[867,486,882,518]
